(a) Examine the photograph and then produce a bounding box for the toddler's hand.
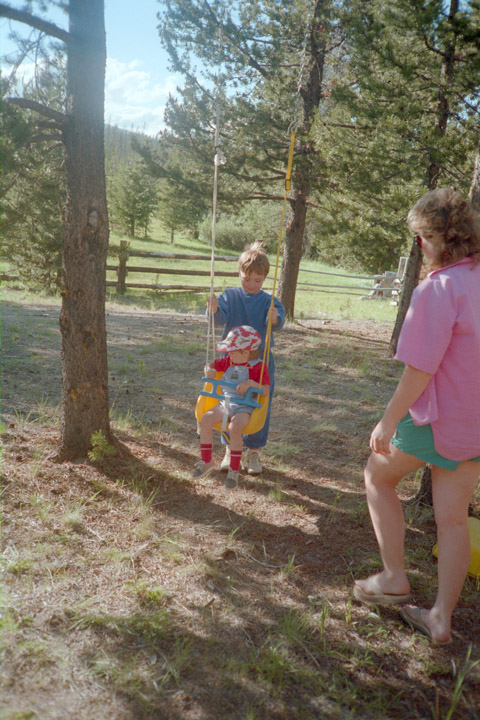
[207,294,218,313]
[236,380,254,394]
[204,366,216,379]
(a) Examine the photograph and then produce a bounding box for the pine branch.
[6,97,66,124]
[28,133,63,144]
[202,0,269,78]
[320,121,377,131]
[0,3,70,44]
[36,119,64,131]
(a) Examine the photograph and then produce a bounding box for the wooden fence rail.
[106,241,406,301]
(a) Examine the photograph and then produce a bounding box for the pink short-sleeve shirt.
[395,257,480,460]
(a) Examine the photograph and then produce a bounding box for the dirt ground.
[1,292,479,720]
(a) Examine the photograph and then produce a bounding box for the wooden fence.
[105,240,406,301]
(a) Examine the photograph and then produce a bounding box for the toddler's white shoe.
[192,460,214,479]
[244,449,262,475]
[220,447,231,471]
[224,467,239,489]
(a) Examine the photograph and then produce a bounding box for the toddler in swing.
[207,240,285,475]
[193,326,271,489]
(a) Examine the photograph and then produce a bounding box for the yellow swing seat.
[195,371,269,436]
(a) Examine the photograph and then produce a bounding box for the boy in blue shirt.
[207,240,285,474]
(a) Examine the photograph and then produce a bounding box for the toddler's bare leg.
[199,406,224,446]
[228,412,250,452]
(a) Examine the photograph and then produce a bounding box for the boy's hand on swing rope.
[268,307,278,324]
[207,294,218,313]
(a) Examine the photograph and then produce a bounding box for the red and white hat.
[216,325,261,353]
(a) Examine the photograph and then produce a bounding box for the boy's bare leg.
[356,446,424,597]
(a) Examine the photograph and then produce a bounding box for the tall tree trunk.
[389,0,458,357]
[58,0,111,459]
[468,132,480,211]
[278,0,326,319]
[279,183,309,318]
[389,237,422,357]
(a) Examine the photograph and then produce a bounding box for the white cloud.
[105,58,180,136]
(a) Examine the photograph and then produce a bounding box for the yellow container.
[433,517,480,578]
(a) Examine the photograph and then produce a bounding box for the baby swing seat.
[195,371,268,436]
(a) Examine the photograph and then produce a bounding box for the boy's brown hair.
[238,240,270,277]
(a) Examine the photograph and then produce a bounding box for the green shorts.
[391,413,480,471]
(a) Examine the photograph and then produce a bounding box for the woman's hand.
[369,365,433,455]
[369,417,397,455]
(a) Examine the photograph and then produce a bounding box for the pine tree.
[1,64,65,291]
[310,0,480,277]
[156,0,339,317]
[109,160,159,238]
[1,0,111,460]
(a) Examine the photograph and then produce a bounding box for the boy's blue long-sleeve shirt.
[209,287,285,351]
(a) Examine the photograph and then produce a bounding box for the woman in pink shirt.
[353,188,480,645]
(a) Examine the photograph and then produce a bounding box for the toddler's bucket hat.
[216,325,261,353]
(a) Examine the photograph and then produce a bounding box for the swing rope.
[206,94,226,369]
[206,6,311,387]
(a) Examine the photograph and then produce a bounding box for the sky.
[0,0,181,136]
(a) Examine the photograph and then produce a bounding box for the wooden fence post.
[117,241,129,294]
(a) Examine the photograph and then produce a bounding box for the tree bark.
[278,0,326,319]
[389,237,422,356]
[390,0,458,356]
[58,0,111,458]
[468,132,480,211]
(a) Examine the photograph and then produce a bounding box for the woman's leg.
[409,462,479,642]
[356,446,424,596]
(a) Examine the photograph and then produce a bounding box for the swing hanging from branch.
[195,11,311,437]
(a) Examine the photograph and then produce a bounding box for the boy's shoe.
[192,460,214,479]
[224,467,239,489]
[243,449,262,475]
[220,447,231,471]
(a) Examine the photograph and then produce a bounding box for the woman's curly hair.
[408,187,480,268]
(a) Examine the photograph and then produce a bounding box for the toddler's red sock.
[200,444,212,463]
[230,450,242,471]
